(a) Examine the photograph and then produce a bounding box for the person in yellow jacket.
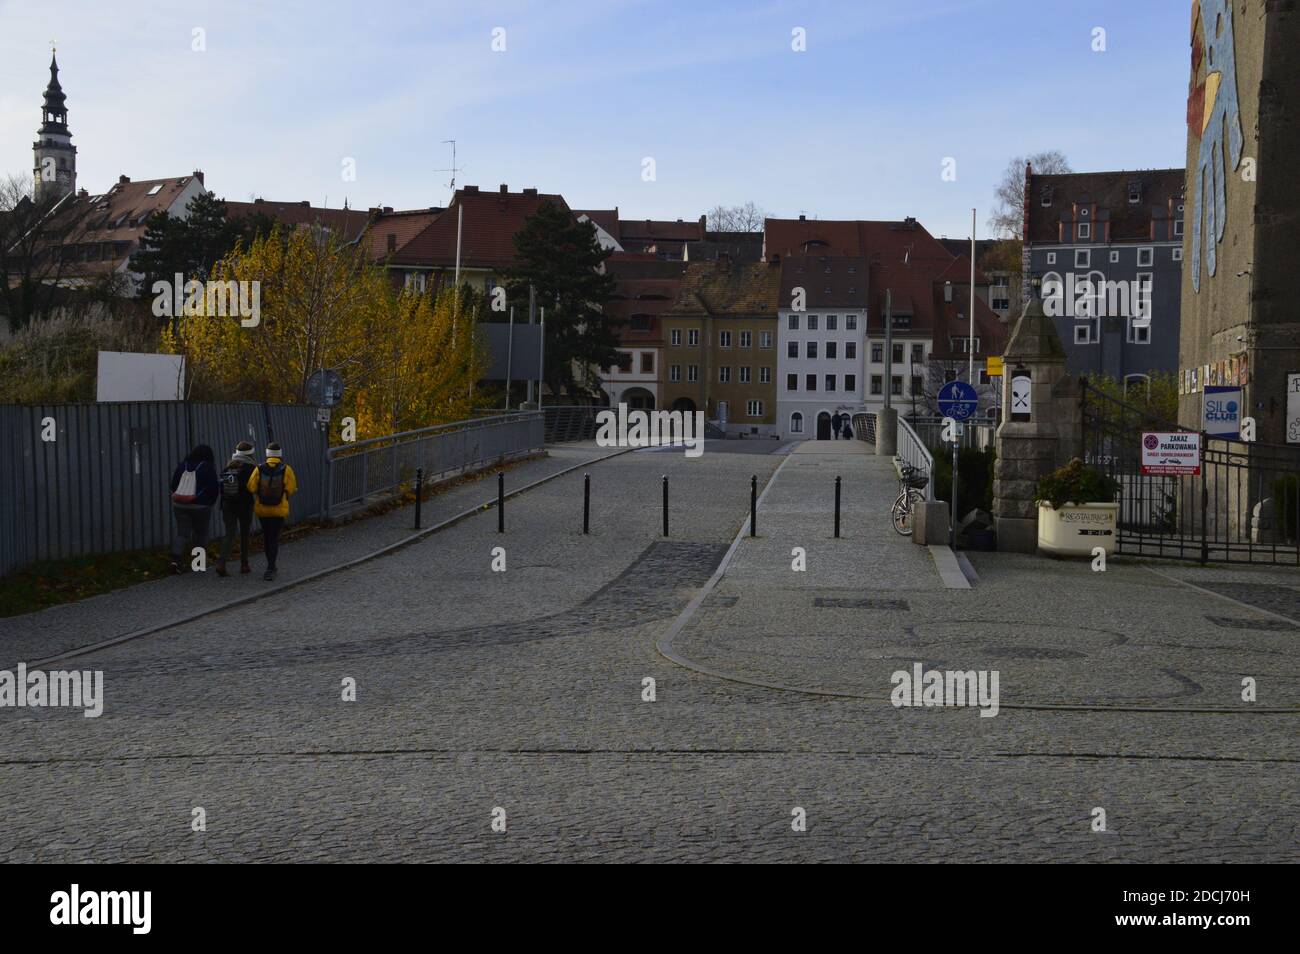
[245,441,298,581]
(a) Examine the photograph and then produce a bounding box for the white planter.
[1037,502,1119,556]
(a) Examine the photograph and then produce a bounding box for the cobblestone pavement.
[0,441,1295,862]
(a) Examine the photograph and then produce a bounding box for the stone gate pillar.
[993,297,1081,553]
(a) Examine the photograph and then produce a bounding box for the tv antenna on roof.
[435,140,465,202]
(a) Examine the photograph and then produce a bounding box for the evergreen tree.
[502,201,619,398]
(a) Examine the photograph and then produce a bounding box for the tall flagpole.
[969,208,976,386]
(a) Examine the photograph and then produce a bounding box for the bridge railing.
[897,416,936,501]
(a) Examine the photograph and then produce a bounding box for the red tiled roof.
[391,186,570,268]
[366,208,445,260]
[575,209,620,240]
[224,198,374,243]
[778,256,869,308]
[1024,168,1185,244]
[618,217,706,244]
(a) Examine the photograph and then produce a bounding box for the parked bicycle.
[892,464,929,536]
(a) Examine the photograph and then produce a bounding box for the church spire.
[33,48,76,202]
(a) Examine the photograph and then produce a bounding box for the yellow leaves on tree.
[161,226,483,438]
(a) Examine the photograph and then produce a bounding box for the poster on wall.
[1287,373,1300,444]
[1203,386,1243,440]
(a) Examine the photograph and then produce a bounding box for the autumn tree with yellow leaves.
[162,225,483,439]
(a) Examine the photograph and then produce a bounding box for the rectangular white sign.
[1287,373,1300,444]
[1141,431,1201,476]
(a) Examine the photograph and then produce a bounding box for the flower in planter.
[1035,458,1119,510]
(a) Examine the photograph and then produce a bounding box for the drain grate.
[1205,615,1298,632]
[814,597,910,610]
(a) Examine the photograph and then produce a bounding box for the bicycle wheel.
[892,489,925,536]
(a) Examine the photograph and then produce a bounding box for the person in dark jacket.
[830,412,843,440]
[169,443,220,573]
[215,441,258,577]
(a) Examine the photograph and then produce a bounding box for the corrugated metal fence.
[0,403,548,577]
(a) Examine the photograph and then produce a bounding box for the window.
[670,329,682,346]
[1136,272,1153,318]
[688,329,699,346]
[790,412,804,434]
[826,315,838,331]
[992,296,1009,311]
[759,331,772,348]
[1078,222,1091,240]
[1074,323,1094,345]
[788,314,800,330]
[718,366,731,383]
[845,342,857,360]
[739,366,751,384]
[826,341,838,360]
[1110,250,1120,264]
[807,315,819,331]
[1172,247,1183,262]
[617,352,633,373]
[911,375,923,395]
[687,365,699,382]
[1174,219,1184,237]
[760,367,771,384]
[670,364,681,382]
[740,331,752,348]
[1075,249,1090,268]
[787,341,799,359]
[825,374,836,392]
[1046,252,1057,265]
[1137,247,1154,267]
[844,374,856,393]
[720,331,732,348]
[805,374,817,392]
[870,375,882,395]
[640,353,653,374]
[891,376,903,396]
[787,373,799,392]
[630,314,652,331]
[746,400,763,418]
[806,341,818,359]
[845,315,858,331]
[1127,318,1151,344]
[892,343,904,364]
[871,343,883,363]
[911,344,924,363]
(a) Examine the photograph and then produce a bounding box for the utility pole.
[969,207,976,387]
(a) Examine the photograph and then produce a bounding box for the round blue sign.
[937,380,979,421]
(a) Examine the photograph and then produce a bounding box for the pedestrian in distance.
[169,443,220,574]
[831,412,843,440]
[215,441,258,577]
[246,441,297,582]
[843,418,855,440]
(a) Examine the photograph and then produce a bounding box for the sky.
[0,0,1193,239]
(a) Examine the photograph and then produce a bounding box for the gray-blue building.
[1024,167,1186,388]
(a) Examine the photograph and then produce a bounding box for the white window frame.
[845,315,858,331]
[1172,247,1183,261]
[688,329,699,346]
[759,331,772,348]
[1075,248,1090,268]
[739,366,751,384]
[719,330,732,348]
[1137,247,1154,267]
[1109,250,1120,264]
[687,364,698,382]
[759,366,771,384]
[1046,252,1057,265]
[739,331,752,348]
[718,366,731,383]
[746,400,763,418]
[669,364,681,382]
[1074,323,1094,345]
[790,412,803,434]
[670,329,682,346]
[1078,222,1091,240]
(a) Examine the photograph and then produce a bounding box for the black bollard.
[498,472,505,533]
[414,468,423,529]
[834,475,841,538]
[662,475,669,537]
[583,473,590,535]
[750,474,757,537]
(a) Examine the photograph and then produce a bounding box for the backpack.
[256,462,286,507]
[172,466,198,504]
[219,461,246,501]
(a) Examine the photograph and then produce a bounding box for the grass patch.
[0,548,177,619]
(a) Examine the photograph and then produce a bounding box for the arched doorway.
[621,387,655,410]
[671,397,697,414]
[816,411,832,440]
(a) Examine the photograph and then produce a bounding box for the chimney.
[464,185,479,193]
[799,214,806,221]
[193,169,204,185]
[119,175,130,185]
[383,206,393,214]
[299,200,310,207]
[499,184,508,193]
[523,188,537,196]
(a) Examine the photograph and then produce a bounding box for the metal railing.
[905,415,996,451]
[325,411,544,519]
[852,412,877,446]
[542,405,602,443]
[897,416,936,501]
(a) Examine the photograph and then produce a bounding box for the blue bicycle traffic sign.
[937,380,979,421]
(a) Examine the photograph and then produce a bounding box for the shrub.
[1035,457,1119,509]
[932,445,996,514]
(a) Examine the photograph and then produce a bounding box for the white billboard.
[96,351,185,402]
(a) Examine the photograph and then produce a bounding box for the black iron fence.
[1080,380,1300,565]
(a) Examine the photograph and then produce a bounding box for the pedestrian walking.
[169,443,220,574]
[246,441,298,582]
[842,417,855,440]
[831,412,843,440]
[215,441,258,577]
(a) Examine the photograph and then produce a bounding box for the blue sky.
[1,0,1191,238]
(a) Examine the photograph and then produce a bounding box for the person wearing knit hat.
[245,441,298,581]
[215,441,258,576]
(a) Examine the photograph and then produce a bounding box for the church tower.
[32,51,77,203]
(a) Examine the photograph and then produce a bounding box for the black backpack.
[257,462,286,506]
[219,461,246,501]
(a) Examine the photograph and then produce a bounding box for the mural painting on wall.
[1187,0,1244,292]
